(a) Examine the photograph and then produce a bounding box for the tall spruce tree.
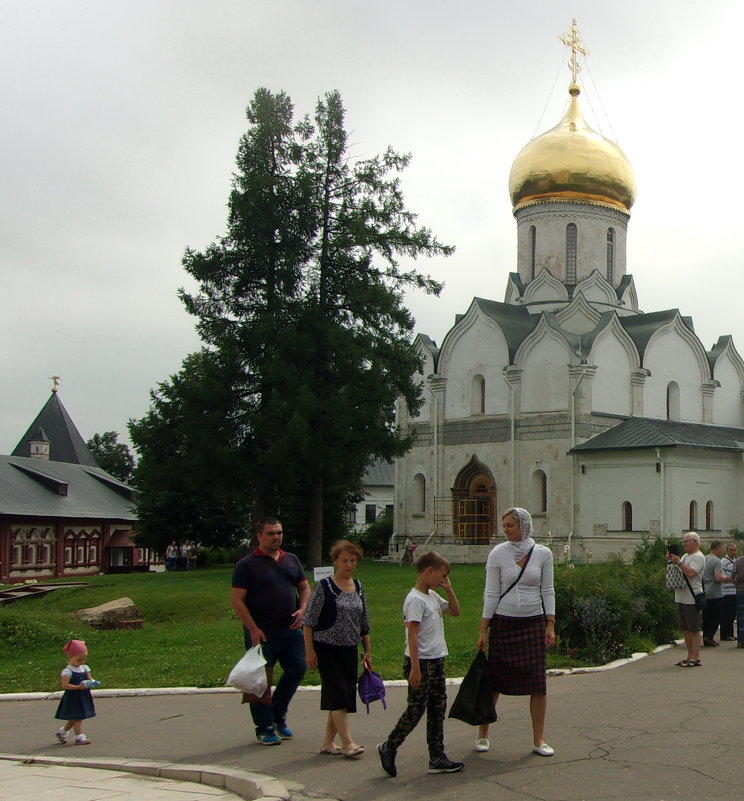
[131,88,452,565]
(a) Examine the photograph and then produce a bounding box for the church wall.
[590,334,633,416]
[439,318,510,419]
[712,352,743,427]
[514,436,572,539]
[520,336,571,412]
[515,202,628,287]
[575,453,660,534]
[643,332,705,421]
[398,443,435,538]
[662,451,740,536]
[574,448,744,549]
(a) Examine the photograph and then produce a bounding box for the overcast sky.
[2,0,743,455]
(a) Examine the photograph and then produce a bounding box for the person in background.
[165,540,178,572]
[720,542,738,641]
[735,549,744,649]
[401,536,416,566]
[231,517,310,745]
[702,540,726,647]
[666,532,706,666]
[303,540,371,757]
[477,507,556,757]
[179,541,190,571]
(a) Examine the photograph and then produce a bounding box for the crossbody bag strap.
[680,556,703,600]
[496,545,535,609]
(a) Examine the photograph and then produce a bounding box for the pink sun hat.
[62,639,87,657]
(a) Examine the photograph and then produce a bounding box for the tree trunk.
[306,473,324,568]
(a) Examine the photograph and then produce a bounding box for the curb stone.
[0,753,294,801]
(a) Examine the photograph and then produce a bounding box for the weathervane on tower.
[49,375,61,393]
[559,19,587,85]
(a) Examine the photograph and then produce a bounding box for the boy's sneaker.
[274,722,293,739]
[256,730,282,746]
[55,728,69,744]
[427,755,464,774]
[377,742,397,777]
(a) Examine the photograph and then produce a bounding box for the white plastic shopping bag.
[226,644,268,696]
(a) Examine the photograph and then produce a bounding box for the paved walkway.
[2,641,743,801]
[0,758,250,801]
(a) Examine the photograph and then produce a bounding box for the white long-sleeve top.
[482,542,555,619]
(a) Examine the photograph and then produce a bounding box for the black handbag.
[448,651,497,726]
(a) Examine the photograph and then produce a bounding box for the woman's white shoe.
[475,738,490,752]
[532,742,554,757]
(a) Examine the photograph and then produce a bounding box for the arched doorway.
[451,456,496,543]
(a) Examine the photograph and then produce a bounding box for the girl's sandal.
[320,743,342,755]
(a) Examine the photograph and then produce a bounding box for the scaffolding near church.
[433,493,495,544]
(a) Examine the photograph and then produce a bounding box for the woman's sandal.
[320,743,342,755]
[683,659,702,667]
[341,744,365,757]
[674,660,690,666]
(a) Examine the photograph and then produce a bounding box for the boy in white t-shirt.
[377,551,463,777]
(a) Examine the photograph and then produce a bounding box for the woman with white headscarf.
[475,507,556,757]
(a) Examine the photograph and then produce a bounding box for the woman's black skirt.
[315,641,358,712]
[487,614,547,695]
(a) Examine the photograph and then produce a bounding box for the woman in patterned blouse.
[303,540,372,757]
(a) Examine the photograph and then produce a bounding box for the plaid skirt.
[487,614,547,695]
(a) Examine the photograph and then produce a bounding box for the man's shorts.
[676,602,701,632]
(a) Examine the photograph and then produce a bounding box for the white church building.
[394,26,744,562]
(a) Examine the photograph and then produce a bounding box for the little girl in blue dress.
[55,639,100,745]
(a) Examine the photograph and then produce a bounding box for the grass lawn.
[1,562,586,694]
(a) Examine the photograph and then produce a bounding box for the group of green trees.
[116,88,450,565]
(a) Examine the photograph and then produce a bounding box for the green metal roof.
[571,416,744,454]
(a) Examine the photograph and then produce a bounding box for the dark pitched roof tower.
[11,390,98,466]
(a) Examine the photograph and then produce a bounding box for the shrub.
[358,513,393,557]
[554,558,677,663]
[634,534,681,564]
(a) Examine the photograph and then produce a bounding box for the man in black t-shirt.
[231,517,310,745]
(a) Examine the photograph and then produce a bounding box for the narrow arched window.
[705,501,714,530]
[413,473,426,514]
[606,228,615,283]
[667,382,680,420]
[529,225,537,279]
[471,374,485,414]
[532,469,547,513]
[689,500,698,531]
[566,223,577,283]
[622,501,632,531]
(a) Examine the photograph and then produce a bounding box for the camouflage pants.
[386,657,446,760]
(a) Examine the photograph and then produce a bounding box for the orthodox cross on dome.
[560,19,588,84]
[49,375,61,393]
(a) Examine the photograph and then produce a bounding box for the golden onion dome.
[509,83,636,212]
